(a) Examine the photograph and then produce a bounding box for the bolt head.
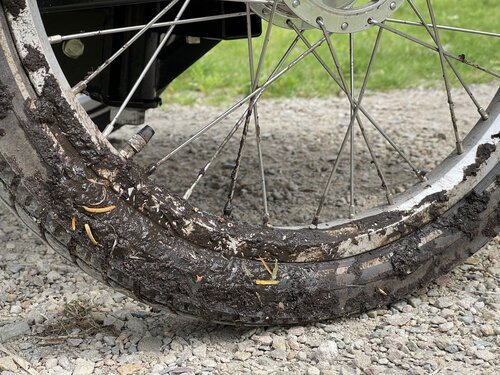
[341,22,349,30]
[292,0,300,7]
[62,39,84,59]
[390,1,397,10]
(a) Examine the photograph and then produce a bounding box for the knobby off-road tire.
[1,1,499,325]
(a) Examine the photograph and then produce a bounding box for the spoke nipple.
[119,125,155,160]
[456,141,464,155]
[349,205,355,218]
[223,203,233,218]
[311,216,319,226]
[387,193,395,206]
[72,81,87,94]
[389,2,397,10]
[478,108,489,121]
[48,35,63,44]
[263,214,271,227]
[292,0,300,7]
[146,164,157,176]
[417,170,428,181]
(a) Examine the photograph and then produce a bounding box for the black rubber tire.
[1,1,499,325]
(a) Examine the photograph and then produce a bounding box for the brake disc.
[252,0,404,33]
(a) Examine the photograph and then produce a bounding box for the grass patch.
[162,0,498,106]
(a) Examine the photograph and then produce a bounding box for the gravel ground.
[1,85,499,374]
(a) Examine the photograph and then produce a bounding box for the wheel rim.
[4,0,500,262]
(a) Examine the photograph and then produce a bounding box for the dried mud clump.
[4,0,26,19]
[463,143,497,180]
[22,44,49,72]
[0,80,14,120]
[390,237,421,276]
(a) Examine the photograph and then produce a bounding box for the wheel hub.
[252,0,403,33]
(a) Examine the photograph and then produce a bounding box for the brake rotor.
[252,0,404,33]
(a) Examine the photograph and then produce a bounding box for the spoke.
[72,0,180,93]
[312,20,387,224]
[246,5,270,223]
[224,0,278,218]
[147,34,323,176]
[370,19,500,79]
[224,112,253,217]
[354,28,394,207]
[183,112,247,200]
[102,0,192,138]
[349,33,355,218]
[49,13,248,44]
[287,21,425,182]
[385,18,500,38]
[406,0,489,120]
[312,103,353,224]
[182,32,300,202]
[424,0,462,154]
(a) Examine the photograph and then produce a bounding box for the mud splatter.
[463,143,496,180]
[22,44,50,72]
[390,237,421,276]
[4,0,26,19]
[451,191,490,239]
[416,190,448,207]
[0,81,14,120]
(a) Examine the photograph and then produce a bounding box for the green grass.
[162,0,499,106]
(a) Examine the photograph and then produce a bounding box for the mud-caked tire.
[1,0,499,325]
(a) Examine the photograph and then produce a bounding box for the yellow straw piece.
[256,279,280,286]
[82,205,116,214]
[84,223,98,246]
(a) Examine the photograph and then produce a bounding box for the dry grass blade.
[84,223,98,246]
[378,287,388,296]
[82,205,116,214]
[271,259,279,280]
[39,301,116,342]
[258,257,273,276]
[256,279,280,285]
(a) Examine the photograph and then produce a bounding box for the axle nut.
[62,39,85,59]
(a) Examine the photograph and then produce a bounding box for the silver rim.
[5,0,500,259]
